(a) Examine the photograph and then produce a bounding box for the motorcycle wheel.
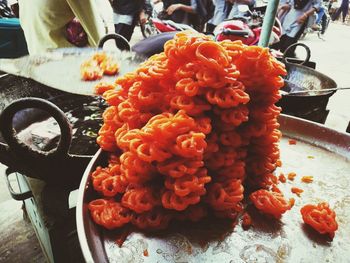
[140,20,158,39]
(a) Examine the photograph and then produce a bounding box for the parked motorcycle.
[140,0,163,38]
[140,0,201,37]
[214,7,282,46]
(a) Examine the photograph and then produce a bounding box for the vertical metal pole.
[258,0,281,47]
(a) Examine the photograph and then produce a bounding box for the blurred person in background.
[111,0,147,41]
[0,0,16,17]
[66,0,114,48]
[162,0,197,26]
[18,0,106,54]
[206,0,230,32]
[275,0,321,57]
[226,0,256,18]
[163,0,215,31]
[331,0,349,22]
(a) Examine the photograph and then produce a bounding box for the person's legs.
[341,4,349,22]
[316,7,325,24]
[114,23,135,41]
[332,7,342,21]
[207,0,227,33]
[321,12,328,34]
[276,20,308,58]
[277,34,298,57]
[206,23,216,33]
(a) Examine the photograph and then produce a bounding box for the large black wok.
[276,43,337,123]
[0,34,139,189]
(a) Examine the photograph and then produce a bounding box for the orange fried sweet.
[300,202,338,239]
[100,58,119,75]
[301,176,314,183]
[291,187,303,197]
[87,31,289,232]
[80,60,103,81]
[81,52,119,81]
[250,189,291,219]
[88,199,131,229]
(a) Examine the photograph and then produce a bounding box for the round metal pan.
[0,34,144,97]
[0,34,144,186]
[76,114,350,263]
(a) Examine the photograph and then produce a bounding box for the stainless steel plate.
[77,114,350,263]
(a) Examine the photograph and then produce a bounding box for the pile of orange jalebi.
[87,31,337,238]
[80,52,119,81]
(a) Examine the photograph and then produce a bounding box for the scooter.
[140,0,163,38]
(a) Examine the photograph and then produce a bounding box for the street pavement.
[299,22,350,131]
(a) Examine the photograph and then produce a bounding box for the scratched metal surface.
[76,114,350,263]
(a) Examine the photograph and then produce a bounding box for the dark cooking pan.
[0,97,97,188]
[277,43,338,123]
[0,34,143,188]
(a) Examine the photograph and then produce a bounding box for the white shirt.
[280,0,321,37]
[18,0,106,54]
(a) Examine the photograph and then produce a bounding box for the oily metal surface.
[282,63,337,96]
[0,48,143,96]
[77,115,350,263]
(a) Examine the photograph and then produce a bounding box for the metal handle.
[284,87,350,95]
[98,33,131,51]
[5,168,32,201]
[222,28,250,37]
[283,43,311,65]
[0,98,72,160]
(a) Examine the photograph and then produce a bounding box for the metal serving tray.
[77,114,350,263]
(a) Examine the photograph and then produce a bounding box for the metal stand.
[258,0,280,47]
[6,169,84,263]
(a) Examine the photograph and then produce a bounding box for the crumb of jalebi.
[271,184,282,193]
[291,187,303,197]
[287,172,297,181]
[288,139,297,145]
[279,173,286,183]
[242,212,252,229]
[301,176,313,183]
[276,159,282,167]
[289,198,295,208]
[300,202,338,239]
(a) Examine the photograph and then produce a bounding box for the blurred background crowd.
[0,0,349,57]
